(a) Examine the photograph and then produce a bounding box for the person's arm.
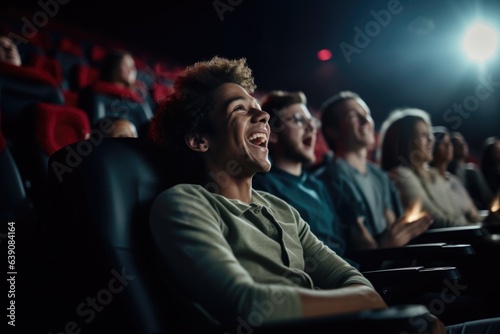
[299,284,387,318]
[294,212,388,316]
[378,213,432,248]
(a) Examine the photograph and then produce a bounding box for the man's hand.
[379,213,432,248]
[350,217,378,250]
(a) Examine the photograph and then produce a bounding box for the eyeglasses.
[284,114,322,129]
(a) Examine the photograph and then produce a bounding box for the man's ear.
[185,133,209,152]
[269,131,278,144]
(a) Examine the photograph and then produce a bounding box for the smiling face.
[336,98,375,150]
[411,120,434,165]
[433,133,453,164]
[203,82,271,178]
[274,103,318,164]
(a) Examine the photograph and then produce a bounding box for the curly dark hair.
[149,56,256,184]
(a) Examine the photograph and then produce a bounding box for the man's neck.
[336,147,368,173]
[205,166,254,203]
[272,158,303,176]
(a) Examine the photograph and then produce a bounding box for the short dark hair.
[149,56,256,184]
[431,125,449,158]
[260,90,306,130]
[320,91,369,151]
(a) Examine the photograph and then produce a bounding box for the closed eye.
[232,105,246,112]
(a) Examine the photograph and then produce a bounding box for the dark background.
[2,0,499,155]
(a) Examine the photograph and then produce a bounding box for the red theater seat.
[0,62,64,148]
[29,54,64,87]
[35,103,91,156]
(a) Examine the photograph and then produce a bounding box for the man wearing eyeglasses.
[253,90,350,263]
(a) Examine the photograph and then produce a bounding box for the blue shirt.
[253,166,346,258]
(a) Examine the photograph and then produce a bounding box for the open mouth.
[248,133,268,148]
[302,136,313,147]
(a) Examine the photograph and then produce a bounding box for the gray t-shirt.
[349,164,389,235]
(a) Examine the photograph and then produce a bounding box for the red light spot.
[317,49,332,61]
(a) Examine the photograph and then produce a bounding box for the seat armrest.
[409,225,488,245]
[361,266,461,305]
[346,243,475,270]
[249,304,435,334]
[362,266,460,289]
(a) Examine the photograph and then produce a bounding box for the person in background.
[481,136,500,198]
[92,116,139,138]
[314,91,431,252]
[430,126,480,223]
[448,131,493,210]
[99,49,138,90]
[252,90,348,262]
[0,35,22,66]
[378,108,475,227]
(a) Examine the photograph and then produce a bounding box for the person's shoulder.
[153,184,208,204]
[389,165,416,181]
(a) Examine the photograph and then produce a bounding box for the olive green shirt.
[150,184,373,325]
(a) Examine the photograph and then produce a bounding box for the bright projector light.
[463,22,498,61]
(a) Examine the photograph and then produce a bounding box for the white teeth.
[248,133,267,141]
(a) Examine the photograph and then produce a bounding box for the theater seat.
[0,61,65,149]
[35,103,91,157]
[78,81,153,137]
[25,103,90,233]
[0,112,36,248]
[46,138,441,334]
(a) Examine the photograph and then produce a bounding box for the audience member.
[448,131,493,210]
[430,127,480,223]
[252,90,347,260]
[99,49,137,90]
[79,49,152,137]
[91,116,139,138]
[481,136,500,197]
[0,35,21,66]
[378,108,475,228]
[314,91,431,252]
